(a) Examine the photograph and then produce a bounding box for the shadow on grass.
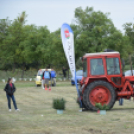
[79,107,134,112]
[111,107,134,111]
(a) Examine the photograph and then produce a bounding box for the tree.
[50,29,68,67]
[123,22,134,66]
[123,23,134,54]
[0,18,12,70]
[0,12,30,77]
[0,9,133,73]
[20,25,51,68]
[73,7,131,59]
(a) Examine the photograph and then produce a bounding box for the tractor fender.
[82,77,109,94]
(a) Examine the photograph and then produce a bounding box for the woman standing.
[4,78,20,112]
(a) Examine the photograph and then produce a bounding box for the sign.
[61,23,82,108]
[61,23,75,78]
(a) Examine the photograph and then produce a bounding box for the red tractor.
[79,51,134,110]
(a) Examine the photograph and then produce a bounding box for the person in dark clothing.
[119,98,123,105]
[62,66,68,81]
[4,77,20,112]
[51,69,56,86]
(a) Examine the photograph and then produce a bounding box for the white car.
[125,70,134,76]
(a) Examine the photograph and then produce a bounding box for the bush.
[95,103,109,110]
[53,98,66,110]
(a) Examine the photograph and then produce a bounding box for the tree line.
[0,7,134,71]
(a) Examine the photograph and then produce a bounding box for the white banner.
[61,23,75,78]
[61,23,82,108]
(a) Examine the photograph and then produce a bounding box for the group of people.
[3,67,65,112]
[3,68,57,112]
[41,66,68,90]
[41,68,56,90]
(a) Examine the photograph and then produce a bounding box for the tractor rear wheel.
[83,80,116,111]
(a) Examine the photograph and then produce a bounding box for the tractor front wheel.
[83,80,116,111]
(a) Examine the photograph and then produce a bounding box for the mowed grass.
[0,82,134,134]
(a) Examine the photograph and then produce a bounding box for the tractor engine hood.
[125,76,134,84]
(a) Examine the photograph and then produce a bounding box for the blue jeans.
[6,94,18,109]
[119,98,123,105]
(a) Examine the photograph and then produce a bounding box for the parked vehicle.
[71,70,83,85]
[78,52,134,110]
[35,69,56,87]
[125,70,134,76]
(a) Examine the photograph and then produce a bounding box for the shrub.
[53,98,66,110]
[95,103,109,110]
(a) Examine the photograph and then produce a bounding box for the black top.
[62,68,67,75]
[4,83,16,96]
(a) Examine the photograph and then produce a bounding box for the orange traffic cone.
[45,85,48,90]
[97,110,100,114]
[49,86,51,91]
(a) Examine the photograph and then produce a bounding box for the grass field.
[0,81,134,134]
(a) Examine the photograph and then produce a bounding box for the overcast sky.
[0,0,134,33]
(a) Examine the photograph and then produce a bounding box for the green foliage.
[53,98,66,110]
[74,7,131,59]
[123,22,134,58]
[76,58,83,69]
[95,103,109,110]
[0,7,133,71]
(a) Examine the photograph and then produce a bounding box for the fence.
[0,69,72,83]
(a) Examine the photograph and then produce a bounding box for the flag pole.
[74,71,82,108]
